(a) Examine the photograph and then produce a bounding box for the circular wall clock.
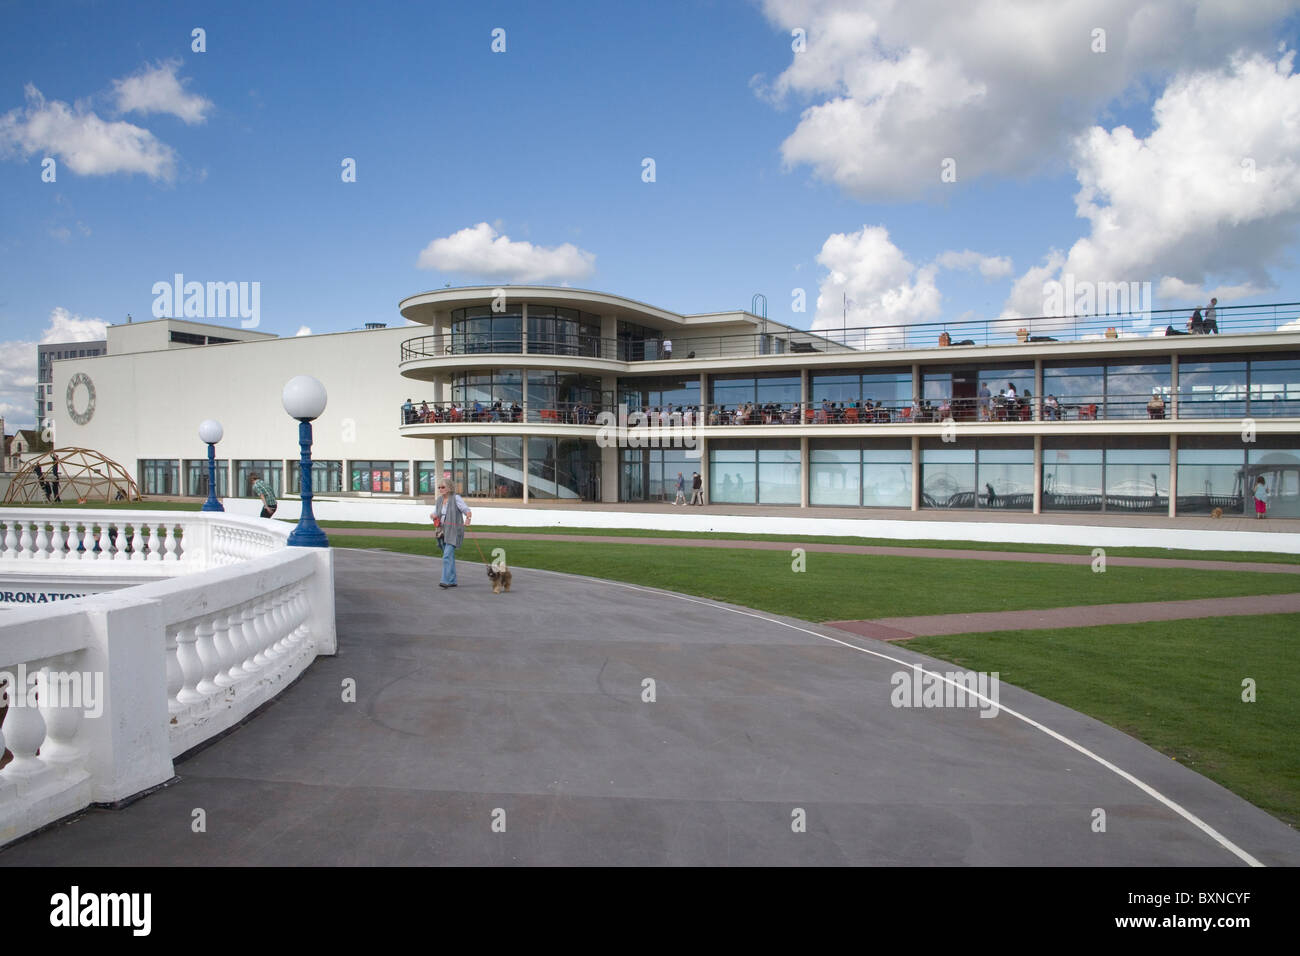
[66,372,96,425]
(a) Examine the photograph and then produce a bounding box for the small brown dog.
[1211,507,1223,519]
[487,563,512,594]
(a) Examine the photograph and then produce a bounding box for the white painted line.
[581,573,1266,867]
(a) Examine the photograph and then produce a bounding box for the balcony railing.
[398,395,1299,428]
[401,301,1300,365]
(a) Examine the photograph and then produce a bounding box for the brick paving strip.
[824,593,1300,641]
[323,526,1300,575]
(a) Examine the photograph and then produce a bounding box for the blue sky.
[2,0,1299,427]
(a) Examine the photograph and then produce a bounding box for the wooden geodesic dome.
[3,447,140,504]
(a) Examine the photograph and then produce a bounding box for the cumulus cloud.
[757,0,1296,199]
[41,307,108,344]
[295,325,313,336]
[0,308,107,430]
[0,84,176,180]
[1005,50,1300,316]
[417,222,596,282]
[936,249,1013,278]
[810,226,941,337]
[113,60,212,125]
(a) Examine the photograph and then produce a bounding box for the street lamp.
[282,375,329,548]
[198,419,224,512]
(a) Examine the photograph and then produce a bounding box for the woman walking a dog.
[431,478,472,588]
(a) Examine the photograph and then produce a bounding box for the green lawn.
[903,615,1300,828]
[335,535,1299,621]
[312,520,1300,565]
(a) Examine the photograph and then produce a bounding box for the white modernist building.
[45,286,1300,517]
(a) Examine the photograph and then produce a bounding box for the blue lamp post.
[282,375,329,548]
[198,419,224,512]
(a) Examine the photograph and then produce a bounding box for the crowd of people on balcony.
[401,398,601,425]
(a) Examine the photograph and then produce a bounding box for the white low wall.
[0,509,336,846]
[221,496,1300,555]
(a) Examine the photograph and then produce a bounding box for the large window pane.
[1179,359,1246,419]
[1042,447,1103,510]
[863,447,911,507]
[921,446,975,509]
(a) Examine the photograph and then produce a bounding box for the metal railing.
[398,394,1299,428]
[400,301,1300,364]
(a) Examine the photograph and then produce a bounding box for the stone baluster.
[242,603,266,673]
[37,658,86,765]
[2,519,14,558]
[263,590,288,662]
[49,521,66,559]
[224,607,250,684]
[34,521,50,560]
[165,625,185,717]
[249,597,273,670]
[166,523,182,562]
[193,619,221,696]
[107,522,124,561]
[174,621,204,705]
[140,524,157,561]
[152,523,168,562]
[285,585,307,653]
[292,583,312,651]
[210,613,233,689]
[79,522,95,559]
[19,521,35,558]
[2,667,47,775]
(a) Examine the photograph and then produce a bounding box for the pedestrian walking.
[674,471,686,505]
[431,478,472,587]
[690,471,704,505]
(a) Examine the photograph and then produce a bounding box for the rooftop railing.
[400,302,1300,365]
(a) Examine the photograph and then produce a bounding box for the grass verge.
[903,615,1300,828]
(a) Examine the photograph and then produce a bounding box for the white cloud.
[295,326,313,336]
[0,308,107,430]
[112,60,212,125]
[811,225,941,336]
[936,249,1013,278]
[417,222,596,282]
[1006,51,1300,316]
[41,307,107,344]
[0,84,176,180]
[757,0,1296,199]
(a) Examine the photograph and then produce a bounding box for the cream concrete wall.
[53,326,427,479]
[107,319,276,355]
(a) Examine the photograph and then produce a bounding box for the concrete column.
[601,443,618,503]
[1170,352,1179,420]
[1034,358,1043,421]
[522,437,530,503]
[520,302,528,354]
[699,436,709,505]
[1033,434,1042,514]
[1168,433,1178,518]
[800,435,809,508]
[911,435,921,511]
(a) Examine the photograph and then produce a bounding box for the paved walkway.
[3,549,1297,866]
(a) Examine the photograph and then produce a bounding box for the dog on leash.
[487,562,513,594]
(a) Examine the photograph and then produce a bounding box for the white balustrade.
[2,507,332,848]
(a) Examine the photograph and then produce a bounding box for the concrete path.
[324,527,1300,575]
[3,548,1297,866]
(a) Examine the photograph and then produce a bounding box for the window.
[450,437,522,499]
[709,440,800,504]
[184,459,229,498]
[139,459,180,496]
[349,461,408,494]
[1041,438,1168,512]
[286,460,342,494]
[235,460,283,498]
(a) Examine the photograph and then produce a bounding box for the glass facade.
[349,460,408,494]
[620,446,699,501]
[452,436,522,498]
[1041,439,1167,512]
[709,440,800,504]
[526,306,601,356]
[921,440,1033,509]
[451,305,522,353]
[1042,360,1171,420]
[184,459,228,498]
[924,365,1033,421]
[1177,358,1245,419]
[525,370,604,422]
[416,461,443,495]
[140,459,180,496]
[710,373,802,413]
[811,369,912,414]
[526,437,601,500]
[619,374,701,413]
[451,370,524,416]
[809,439,912,507]
[286,460,343,495]
[235,460,283,498]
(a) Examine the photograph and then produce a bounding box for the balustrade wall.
[0,509,334,846]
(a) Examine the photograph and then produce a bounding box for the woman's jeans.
[440,541,458,584]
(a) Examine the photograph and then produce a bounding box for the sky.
[2,0,1299,429]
